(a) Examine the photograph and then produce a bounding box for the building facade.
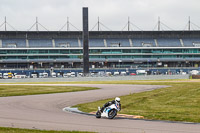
[0,31,200,69]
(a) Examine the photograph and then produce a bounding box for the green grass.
[0,85,98,97]
[75,80,200,123]
[1,79,200,123]
[0,127,94,133]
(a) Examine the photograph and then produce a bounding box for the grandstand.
[0,30,200,71]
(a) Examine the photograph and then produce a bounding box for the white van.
[136,70,147,75]
[43,72,48,78]
[190,70,199,75]
[70,72,76,77]
[51,72,57,78]
[78,72,83,77]
[63,73,70,78]
[57,72,63,78]
[39,73,44,78]
[106,72,112,76]
[3,73,8,79]
[31,74,38,78]
[14,74,26,79]
[120,71,127,76]
[113,71,120,76]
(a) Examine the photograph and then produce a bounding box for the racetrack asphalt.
[0,84,199,133]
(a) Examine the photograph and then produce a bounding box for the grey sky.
[0,0,200,31]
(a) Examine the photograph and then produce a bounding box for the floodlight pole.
[82,7,89,76]
[67,17,69,31]
[158,17,160,31]
[128,17,130,31]
[5,16,7,31]
[188,16,190,31]
[98,17,100,31]
[36,17,39,31]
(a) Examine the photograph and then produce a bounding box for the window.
[0,50,6,54]
[49,50,59,54]
[142,49,151,53]
[90,49,100,54]
[111,49,122,54]
[122,49,132,53]
[70,50,81,54]
[59,43,70,47]
[6,43,16,48]
[142,43,153,47]
[193,42,200,47]
[60,50,70,54]
[38,50,48,54]
[110,43,120,47]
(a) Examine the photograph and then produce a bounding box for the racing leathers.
[100,100,121,113]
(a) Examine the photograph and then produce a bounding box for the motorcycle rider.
[100,97,121,113]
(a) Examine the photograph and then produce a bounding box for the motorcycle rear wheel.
[108,109,117,119]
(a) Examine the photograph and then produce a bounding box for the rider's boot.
[98,107,102,113]
[100,107,104,113]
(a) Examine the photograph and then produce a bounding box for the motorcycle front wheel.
[108,109,117,119]
[96,110,101,118]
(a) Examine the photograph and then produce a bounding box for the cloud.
[0,0,199,31]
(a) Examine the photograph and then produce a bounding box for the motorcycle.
[96,102,120,119]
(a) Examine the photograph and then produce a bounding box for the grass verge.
[0,127,94,133]
[75,80,200,123]
[0,86,98,97]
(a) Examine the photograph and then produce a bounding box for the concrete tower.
[82,7,89,76]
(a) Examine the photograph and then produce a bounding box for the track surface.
[0,84,199,133]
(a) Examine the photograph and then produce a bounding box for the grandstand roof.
[0,31,200,39]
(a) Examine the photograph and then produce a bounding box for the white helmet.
[115,97,120,103]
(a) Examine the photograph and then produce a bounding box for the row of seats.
[1,38,200,47]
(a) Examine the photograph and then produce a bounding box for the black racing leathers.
[100,100,121,112]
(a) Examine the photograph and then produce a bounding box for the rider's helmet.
[115,97,120,103]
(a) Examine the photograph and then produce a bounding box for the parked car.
[63,73,71,78]
[8,72,13,79]
[130,73,136,75]
[31,73,38,78]
[181,72,187,75]
[39,72,48,78]
[78,72,83,77]
[57,72,63,78]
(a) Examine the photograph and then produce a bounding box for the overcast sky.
[0,0,200,31]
